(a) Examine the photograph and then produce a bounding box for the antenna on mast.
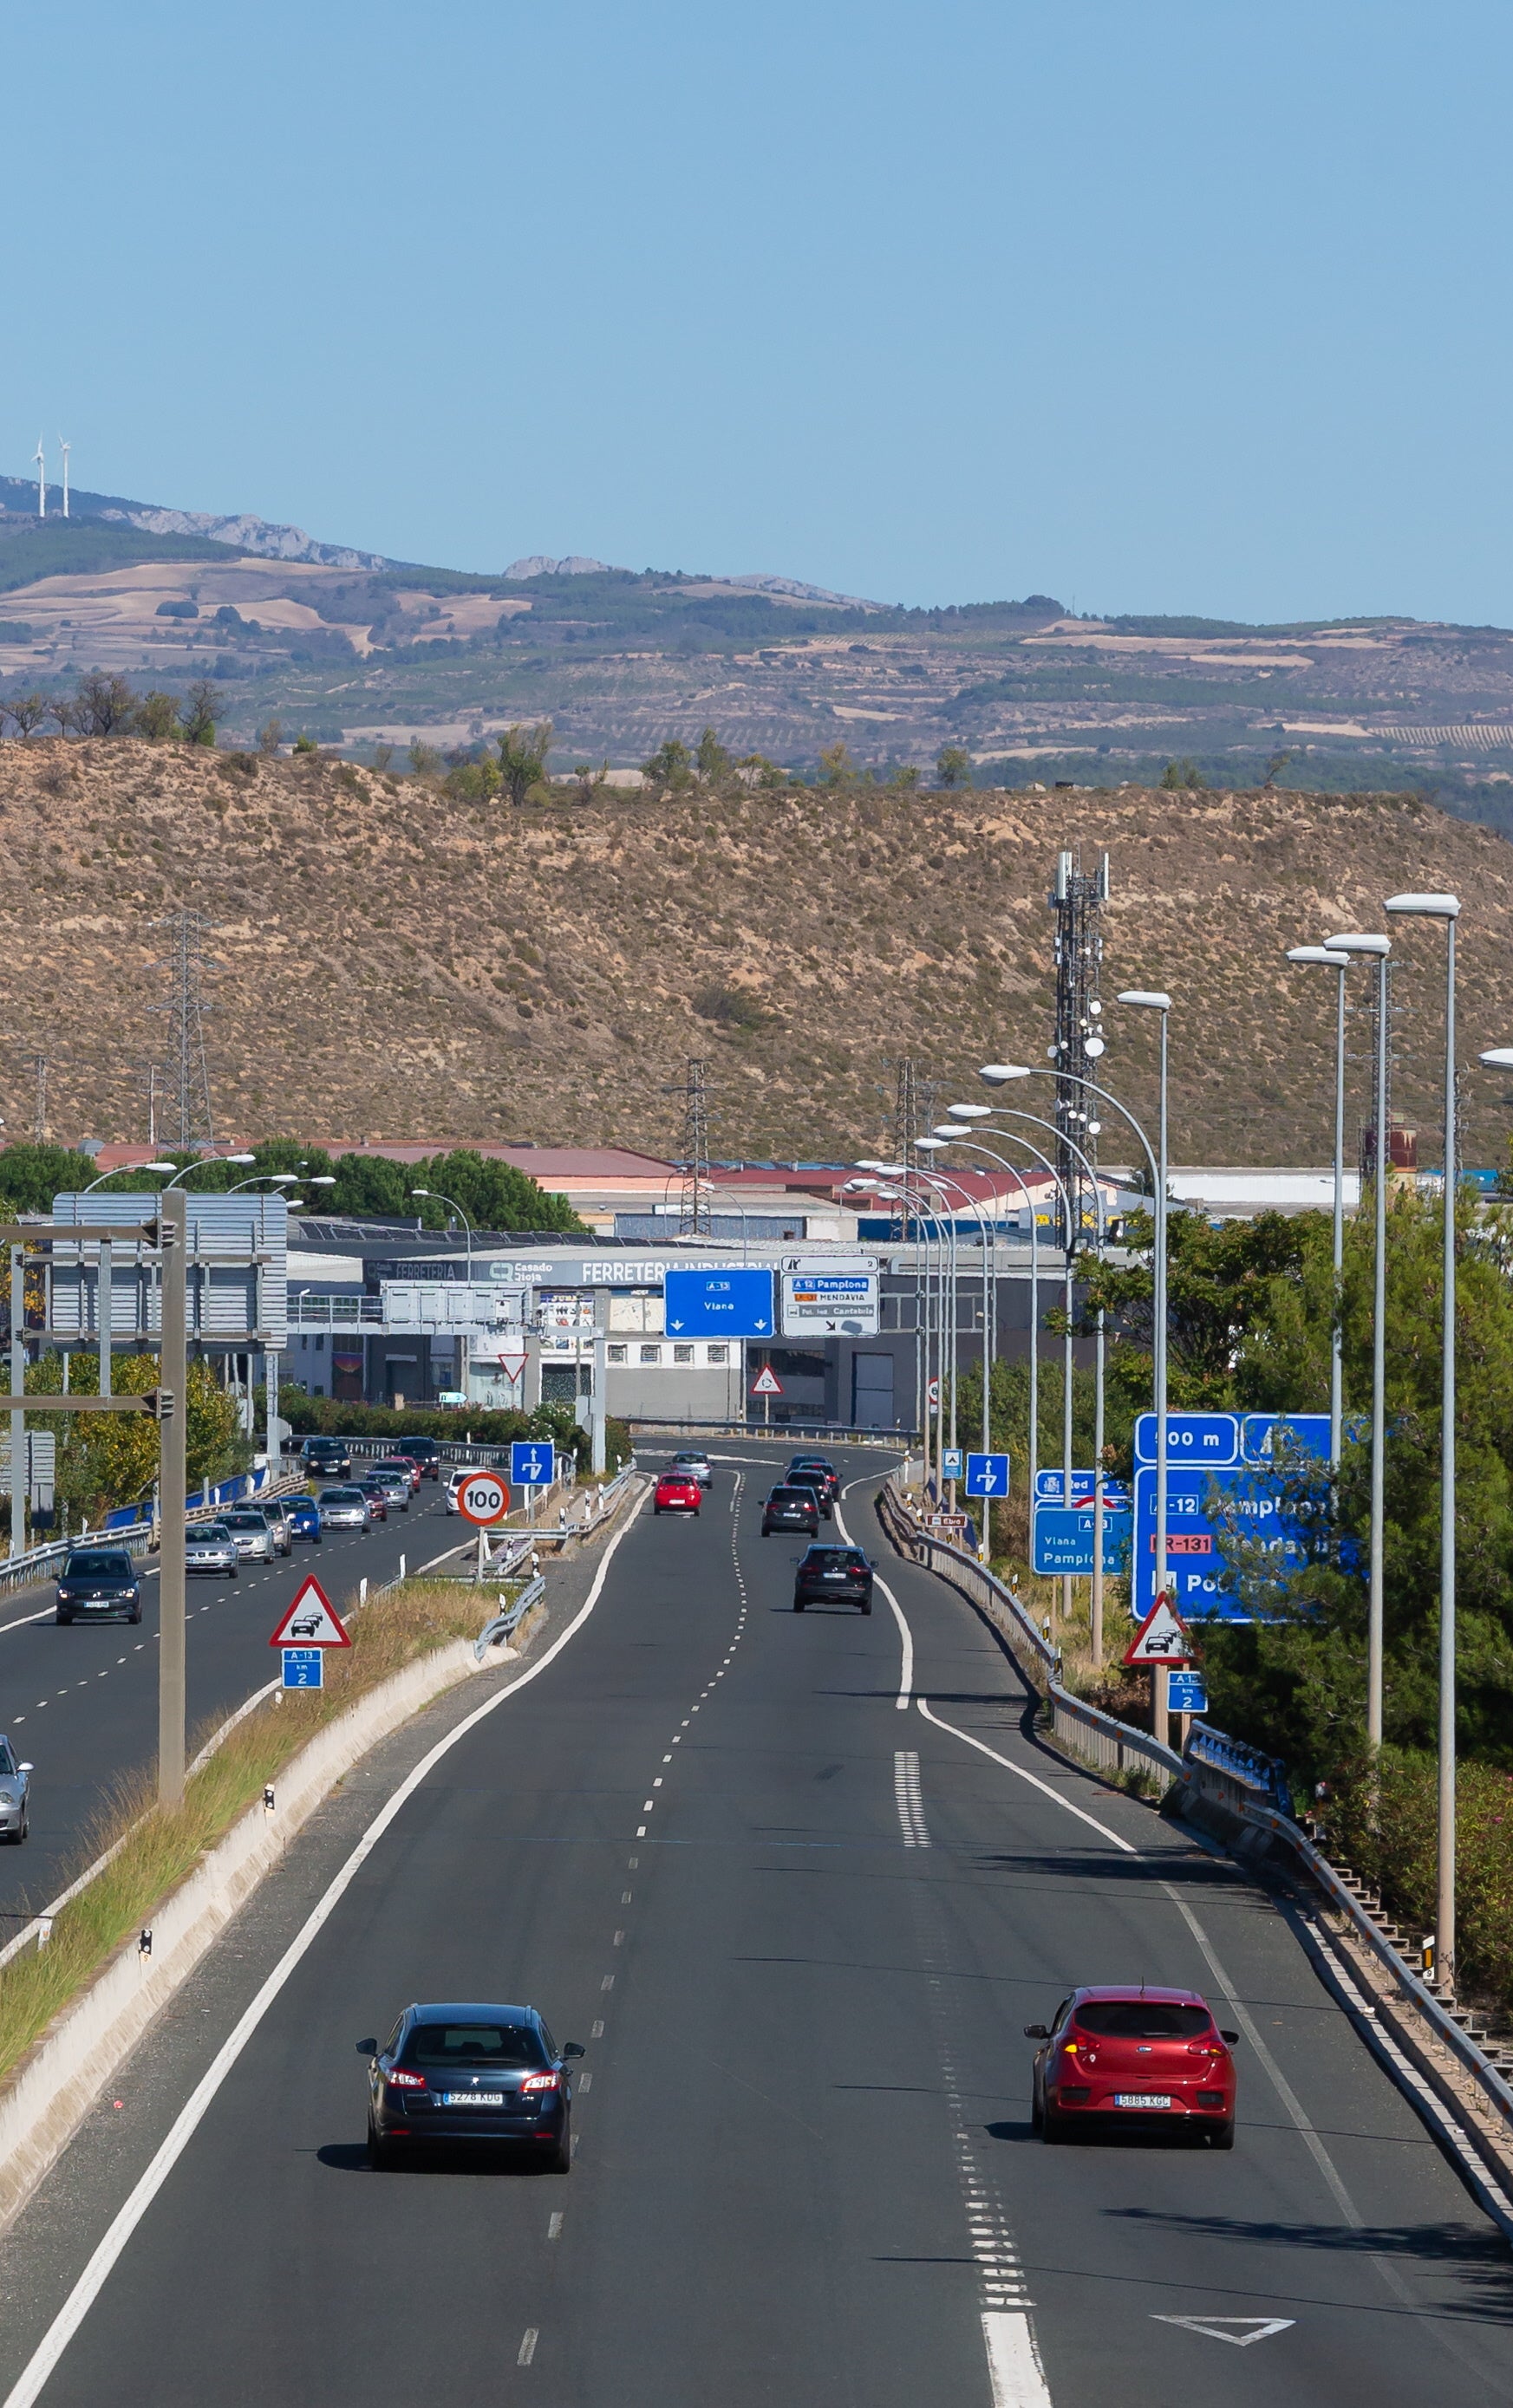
[33,437,44,518]
[57,437,69,519]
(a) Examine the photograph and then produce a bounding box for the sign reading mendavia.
[779,1255,879,1337]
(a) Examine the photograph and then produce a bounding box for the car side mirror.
[1219,2029,1240,2046]
[355,2037,378,2055]
[1022,2023,1049,2040]
[563,2041,585,2059]
[17,1763,32,1776]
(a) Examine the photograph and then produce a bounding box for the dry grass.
[0,1578,489,2088]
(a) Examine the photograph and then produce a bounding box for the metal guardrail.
[1184,1722,1294,1816]
[473,1577,546,1660]
[631,1420,914,1445]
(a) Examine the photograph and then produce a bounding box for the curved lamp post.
[1286,945,1353,1467]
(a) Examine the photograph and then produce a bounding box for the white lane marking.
[893,1748,930,1848]
[517,2328,538,2366]
[547,2212,564,2240]
[916,1697,1138,1855]
[1151,2316,1294,2346]
[982,2311,1054,2406]
[577,2070,591,2093]
[0,1496,642,2408]
[590,2021,604,2039]
[600,1975,615,1992]
[835,1490,911,1708]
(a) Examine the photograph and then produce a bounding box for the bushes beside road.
[1322,1752,1513,2017]
[278,1390,632,1474]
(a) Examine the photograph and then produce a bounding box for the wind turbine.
[58,436,69,518]
[33,437,44,517]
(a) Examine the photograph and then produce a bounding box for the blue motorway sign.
[281,1646,323,1690]
[1166,1669,1210,1715]
[663,1266,775,1338]
[1131,1463,1328,1622]
[512,1439,555,1487]
[964,1452,1010,1499]
[1032,1506,1132,1578]
[1033,1469,1131,1510]
[1134,1412,1239,1467]
[1240,1413,1331,1465]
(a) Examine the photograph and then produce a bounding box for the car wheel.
[793,1598,805,1612]
[1030,2085,1043,2134]
[18,1807,28,1843]
[131,1606,142,1624]
[1206,2121,1235,2151]
[861,1598,872,1614]
[547,2124,572,2174]
[55,1611,71,1624]
[367,2122,394,2171]
[1042,2104,1071,2144]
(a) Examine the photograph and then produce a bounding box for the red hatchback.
[653,1474,701,1516]
[1026,1985,1238,2147]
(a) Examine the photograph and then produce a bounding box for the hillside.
[0,739,1508,1170]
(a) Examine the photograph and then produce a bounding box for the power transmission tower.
[662,1058,712,1234]
[151,913,218,1150]
[1047,847,1109,1247]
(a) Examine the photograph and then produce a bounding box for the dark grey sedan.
[361,2001,584,2170]
[55,1545,142,1624]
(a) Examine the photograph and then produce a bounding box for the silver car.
[0,1734,31,1845]
[317,1484,372,1533]
[367,1468,411,1514]
[260,1498,297,1557]
[221,1507,276,1563]
[186,1520,239,1578]
[671,1450,714,1488]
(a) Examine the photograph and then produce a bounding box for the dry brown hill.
[1,739,1510,1171]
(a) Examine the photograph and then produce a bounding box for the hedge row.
[277,1391,632,1473]
[1325,1750,1513,2016]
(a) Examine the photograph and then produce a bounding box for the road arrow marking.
[1151,2316,1295,2347]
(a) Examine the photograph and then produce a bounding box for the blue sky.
[3,1,1509,621]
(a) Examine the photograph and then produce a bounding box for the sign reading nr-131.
[456,1470,511,1526]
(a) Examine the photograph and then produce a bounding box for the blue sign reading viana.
[663,1268,775,1338]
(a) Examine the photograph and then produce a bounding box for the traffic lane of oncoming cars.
[361,2003,584,2170]
[186,1522,240,1579]
[54,1545,143,1624]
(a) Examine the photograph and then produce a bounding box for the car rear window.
[1073,2001,1212,2039]
[401,2021,546,2071]
[321,1487,362,1501]
[63,1551,133,1578]
[224,1512,264,1529]
[804,1548,865,1572]
[769,1486,812,1501]
[196,1524,232,1540]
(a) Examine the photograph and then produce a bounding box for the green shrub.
[1326,1750,1513,2014]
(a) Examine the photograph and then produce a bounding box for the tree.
[2,692,48,739]
[134,690,180,742]
[258,718,284,755]
[498,719,553,804]
[935,744,972,789]
[1160,757,1203,790]
[888,762,922,792]
[0,1142,97,1212]
[818,740,855,788]
[695,726,731,787]
[641,737,694,794]
[74,673,139,736]
[179,680,219,747]
[45,694,78,737]
[1263,748,1292,788]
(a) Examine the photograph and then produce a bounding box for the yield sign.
[268,1576,351,1649]
[1123,1595,1192,1665]
[750,1364,783,1396]
[1151,2316,1295,2347]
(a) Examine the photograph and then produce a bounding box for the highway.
[1,1438,1510,2407]
[0,1485,463,1931]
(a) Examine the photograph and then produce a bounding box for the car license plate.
[442,2091,505,2106]
[1113,2092,1172,2109]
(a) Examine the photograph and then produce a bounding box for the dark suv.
[398,1436,443,1481]
[761,1485,820,1537]
[793,1544,873,1614]
[302,1435,351,1480]
[782,1468,833,1521]
[55,1546,142,1624]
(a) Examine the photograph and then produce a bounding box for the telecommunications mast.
[1047,846,1110,1247]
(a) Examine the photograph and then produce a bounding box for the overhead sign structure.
[749,1363,783,1397]
[1131,1455,1332,1622]
[1034,1468,1131,1511]
[281,1647,323,1691]
[456,1469,511,1526]
[1166,1669,1210,1715]
[964,1452,1010,1498]
[268,1577,351,1650]
[1134,1412,1240,1468]
[1124,1597,1192,1665]
[779,1257,879,1337]
[1032,1507,1131,1578]
[511,1439,554,1487]
[664,1266,774,1339]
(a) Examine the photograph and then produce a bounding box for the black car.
[782,1468,833,1520]
[787,1455,839,1501]
[793,1543,873,1613]
[55,1546,142,1625]
[761,1484,820,1537]
[398,1436,443,1481]
[360,2001,584,2170]
[302,1436,351,1480]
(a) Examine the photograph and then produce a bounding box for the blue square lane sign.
[282,1647,323,1690]
[512,1440,554,1487]
[964,1453,1010,1498]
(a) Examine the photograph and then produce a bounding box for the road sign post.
[269,1577,352,1651]
[158,1191,187,1811]
[458,1468,512,1578]
[281,1647,323,1691]
[750,1362,782,1428]
[1124,1596,1192,1747]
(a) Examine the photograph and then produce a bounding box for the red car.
[653,1474,701,1516]
[1026,1985,1238,2147]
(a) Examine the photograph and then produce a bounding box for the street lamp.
[861,1165,949,1481]
[161,1152,256,1189]
[1286,945,1353,1467]
[1326,931,1392,1754]
[1114,992,1173,1663]
[1386,890,1462,1995]
[410,1188,474,1280]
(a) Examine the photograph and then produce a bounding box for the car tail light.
[520,2071,560,2093]
[385,2066,428,2091]
[1196,2090,1226,2107]
[1057,2086,1091,2104]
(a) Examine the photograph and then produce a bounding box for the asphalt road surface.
[3,1438,1510,2407]
[0,1482,464,1930]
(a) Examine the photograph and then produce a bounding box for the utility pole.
[151,912,218,1151]
[158,1190,188,1808]
[663,1059,712,1235]
[10,1246,24,1559]
[1048,848,1109,1249]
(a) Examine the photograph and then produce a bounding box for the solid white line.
[981,2310,1054,2406]
[835,1491,912,1709]
[916,1697,1139,1855]
[0,1500,642,2408]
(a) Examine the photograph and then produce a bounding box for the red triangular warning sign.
[269,1576,352,1649]
[1123,1594,1192,1665]
[750,1365,783,1396]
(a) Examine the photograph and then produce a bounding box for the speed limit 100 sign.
[457,1470,511,1526]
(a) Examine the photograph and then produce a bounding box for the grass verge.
[0,1579,492,2090]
